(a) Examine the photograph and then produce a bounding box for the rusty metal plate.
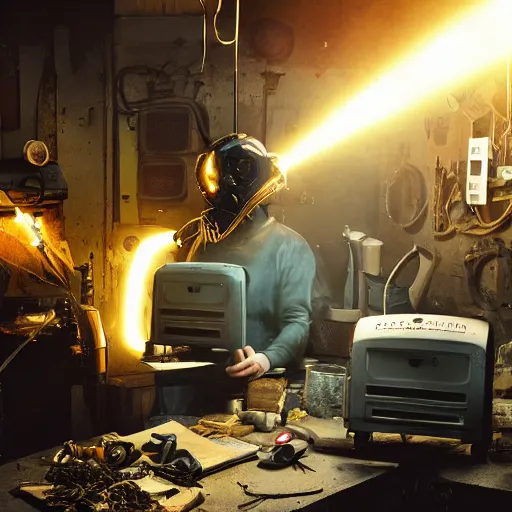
[139,160,187,200]
[140,108,191,155]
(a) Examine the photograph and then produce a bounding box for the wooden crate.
[107,373,157,435]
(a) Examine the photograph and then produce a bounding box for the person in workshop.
[174,133,318,380]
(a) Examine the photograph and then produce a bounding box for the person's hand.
[226,346,270,380]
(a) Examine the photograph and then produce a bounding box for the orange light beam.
[123,231,177,353]
[279,0,512,173]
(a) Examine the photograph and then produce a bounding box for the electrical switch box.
[466,137,490,206]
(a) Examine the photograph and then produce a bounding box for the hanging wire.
[500,58,511,166]
[214,0,238,45]
[214,0,240,132]
[0,309,56,376]
[198,0,207,72]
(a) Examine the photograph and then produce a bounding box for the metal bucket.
[304,364,347,419]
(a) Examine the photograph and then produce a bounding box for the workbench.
[0,432,392,511]
[5,422,512,511]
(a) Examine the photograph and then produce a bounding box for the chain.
[43,461,166,511]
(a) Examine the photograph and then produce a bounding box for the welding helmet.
[195,133,279,213]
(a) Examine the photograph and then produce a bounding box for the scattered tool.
[140,433,203,487]
[237,482,323,510]
[256,439,314,472]
[142,433,178,464]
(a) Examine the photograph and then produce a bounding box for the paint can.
[226,398,244,415]
[304,364,347,419]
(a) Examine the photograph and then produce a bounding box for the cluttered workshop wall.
[0,34,109,314]
[373,65,512,340]
[257,0,485,305]
[54,28,111,314]
[374,97,471,312]
[261,0,507,323]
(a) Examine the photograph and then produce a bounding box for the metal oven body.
[348,314,494,451]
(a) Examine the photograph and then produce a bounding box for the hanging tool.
[385,164,428,230]
[383,245,438,314]
[464,237,512,311]
[74,252,94,306]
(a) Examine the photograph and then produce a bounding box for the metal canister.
[226,398,244,415]
[304,364,347,419]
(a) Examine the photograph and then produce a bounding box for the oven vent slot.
[163,326,221,339]
[160,308,225,319]
[371,408,463,426]
[366,385,466,403]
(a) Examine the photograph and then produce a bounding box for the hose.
[466,201,512,235]
[383,246,418,315]
[464,239,511,311]
[198,0,207,72]
[433,164,512,237]
[116,67,211,145]
[213,0,239,45]
[385,164,428,230]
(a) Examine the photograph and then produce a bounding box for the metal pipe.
[501,58,511,165]
[383,246,418,315]
[233,0,240,132]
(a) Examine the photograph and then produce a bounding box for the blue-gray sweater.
[191,208,316,369]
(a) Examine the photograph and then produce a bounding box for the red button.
[275,432,293,445]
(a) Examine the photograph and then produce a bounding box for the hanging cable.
[385,164,428,230]
[214,0,237,45]
[233,0,239,133]
[0,309,56,376]
[500,58,511,166]
[198,0,207,72]
[214,0,240,132]
[383,246,418,315]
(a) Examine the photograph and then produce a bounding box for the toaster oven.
[347,314,494,460]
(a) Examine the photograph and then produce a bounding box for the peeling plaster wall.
[0,36,109,306]
[0,46,46,158]
[54,28,109,308]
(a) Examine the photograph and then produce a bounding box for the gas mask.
[196,134,274,213]
[175,134,285,259]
